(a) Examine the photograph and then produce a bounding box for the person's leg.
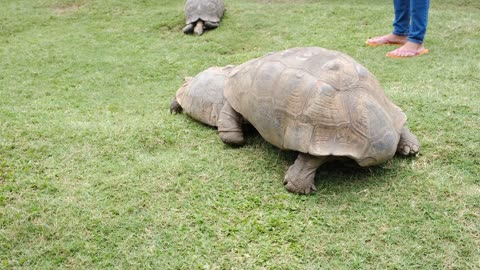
[408,0,430,44]
[366,0,409,46]
[392,0,410,37]
[387,0,430,58]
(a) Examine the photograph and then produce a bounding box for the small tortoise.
[183,0,225,35]
[171,47,420,194]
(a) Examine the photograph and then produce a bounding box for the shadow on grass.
[239,125,412,196]
[168,113,417,197]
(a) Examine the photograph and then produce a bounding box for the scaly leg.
[193,20,204,35]
[283,154,328,195]
[397,127,420,155]
[182,23,194,34]
[170,98,182,114]
[204,21,220,29]
[218,101,244,146]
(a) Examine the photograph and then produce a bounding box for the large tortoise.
[171,47,420,194]
[183,0,225,35]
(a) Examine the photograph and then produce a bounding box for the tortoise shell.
[224,47,407,166]
[176,66,232,126]
[185,0,225,24]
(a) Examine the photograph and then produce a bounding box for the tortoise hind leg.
[204,21,219,29]
[284,154,327,195]
[397,127,420,155]
[193,20,205,35]
[218,101,244,146]
[182,23,194,34]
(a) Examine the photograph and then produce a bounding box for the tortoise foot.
[170,98,183,114]
[219,131,245,146]
[397,127,420,156]
[182,24,194,34]
[204,21,219,29]
[282,154,327,195]
[283,170,316,195]
[218,101,244,146]
[193,21,204,35]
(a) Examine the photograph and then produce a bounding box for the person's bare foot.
[366,34,407,46]
[386,42,429,58]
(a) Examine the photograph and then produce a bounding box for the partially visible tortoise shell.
[176,66,232,126]
[185,0,225,24]
[224,47,407,166]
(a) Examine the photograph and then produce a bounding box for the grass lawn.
[1,0,479,268]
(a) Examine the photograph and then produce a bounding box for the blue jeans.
[392,0,430,44]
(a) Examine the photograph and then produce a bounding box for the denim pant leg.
[408,0,430,44]
[392,0,410,37]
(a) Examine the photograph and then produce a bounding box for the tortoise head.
[170,77,192,114]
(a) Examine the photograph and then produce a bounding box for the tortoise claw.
[304,184,317,195]
[397,127,420,156]
[400,145,411,155]
[283,177,316,195]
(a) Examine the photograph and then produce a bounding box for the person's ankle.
[401,42,424,49]
[389,34,407,40]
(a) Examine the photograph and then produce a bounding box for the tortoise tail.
[170,98,183,114]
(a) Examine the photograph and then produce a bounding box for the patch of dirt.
[52,2,84,16]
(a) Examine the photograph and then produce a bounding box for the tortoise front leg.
[193,20,204,35]
[396,127,420,155]
[218,101,245,146]
[283,153,328,195]
[169,98,182,114]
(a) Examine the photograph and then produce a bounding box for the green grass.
[1,0,479,268]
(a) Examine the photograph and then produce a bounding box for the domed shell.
[176,66,232,126]
[185,0,225,24]
[224,47,407,166]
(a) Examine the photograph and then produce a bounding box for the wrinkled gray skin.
[183,0,225,35]
[171,47,420,195]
